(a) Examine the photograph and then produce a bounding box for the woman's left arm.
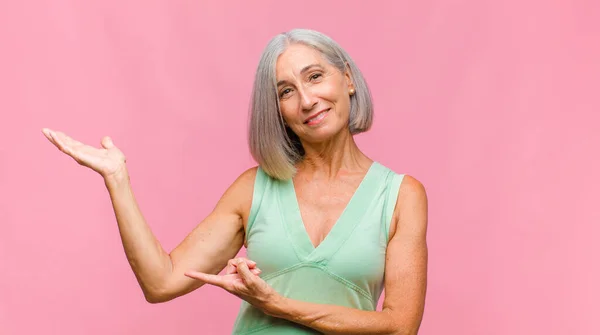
[186,175,428,335]
[267,175,428,335]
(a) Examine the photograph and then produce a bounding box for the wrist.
[104,166,130,190]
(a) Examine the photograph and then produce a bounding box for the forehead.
[276,44,328,77]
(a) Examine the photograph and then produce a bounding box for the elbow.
[144,290,175,304]
[382,313,418,335]
[142,284,175,304]
[385,311,422,335]
[144,292,169,304]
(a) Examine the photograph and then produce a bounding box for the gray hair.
[248,29,373,180]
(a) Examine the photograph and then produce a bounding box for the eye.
[279,88,292,98]
[309,73,322,81]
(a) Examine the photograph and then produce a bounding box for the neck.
[297,129,371,179]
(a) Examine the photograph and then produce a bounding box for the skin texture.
[42,43,427,334]
[187,44,429,335]
[41,129,260,303]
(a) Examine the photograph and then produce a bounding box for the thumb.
[101,136,114,149]
[237,259,254,280]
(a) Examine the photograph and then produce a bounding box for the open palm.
[42,128,127,179]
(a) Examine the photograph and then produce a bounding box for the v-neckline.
[279,162,381,262]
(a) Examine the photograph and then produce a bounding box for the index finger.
[185,270,227,288]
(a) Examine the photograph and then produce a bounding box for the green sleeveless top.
[231,162,404,334]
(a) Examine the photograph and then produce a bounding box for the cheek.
[319,81,341,98]
[279,100,299,122]
[318,81,349,107]
[331,90,351,115]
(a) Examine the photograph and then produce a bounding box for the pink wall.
[1,1,599,334]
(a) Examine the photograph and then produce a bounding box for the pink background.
[1,1,599,334]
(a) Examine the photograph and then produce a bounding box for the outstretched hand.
[185,257,282,315]
[41,128,127,180]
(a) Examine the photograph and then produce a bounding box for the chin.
[301,123,347,144]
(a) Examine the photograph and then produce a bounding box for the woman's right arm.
[42,128,257,303]
[105,166,256,303]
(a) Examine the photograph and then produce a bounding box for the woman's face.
[276,44,354,144]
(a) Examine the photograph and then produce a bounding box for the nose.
[299,87,318,112]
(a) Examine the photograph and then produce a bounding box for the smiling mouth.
[304,109,330,125]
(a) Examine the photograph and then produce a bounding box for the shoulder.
[378,163,427,205]
[397,175,427,205]
[214,166,259,216]
[389,174,428,239]
[232,166,262,198]
[234,166,260,187]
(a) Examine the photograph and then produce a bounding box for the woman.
[42,29,428,334]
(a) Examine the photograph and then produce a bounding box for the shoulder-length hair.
[248,29,373,180]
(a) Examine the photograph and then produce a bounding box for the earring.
[349,88,355,96]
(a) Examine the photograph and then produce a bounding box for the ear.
[344,62,354,90]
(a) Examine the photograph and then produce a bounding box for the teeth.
[307,110,327,123]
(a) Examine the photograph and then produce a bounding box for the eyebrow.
[277,64,324,87]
